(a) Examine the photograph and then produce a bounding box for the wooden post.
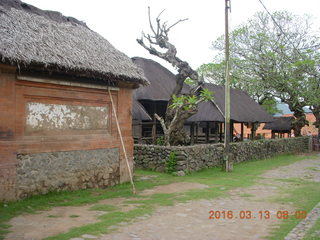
[230,120,234,142]
[223,0,232,172]
[206,121,210,143]
[240,123,244,141]
[108,88,136,194]
[190,123,195,145]
[215,122,219,143]
[220,123,223,142]
[195,122,199,143]
[251,123,256,140]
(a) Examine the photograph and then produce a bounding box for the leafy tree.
[200,11,320,136]
[137,8,213,146]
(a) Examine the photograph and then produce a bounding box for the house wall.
[0,66,134,200]
[234,123,272,139]
[233,114,318,139]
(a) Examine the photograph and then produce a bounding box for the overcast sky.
[23,0,320,71]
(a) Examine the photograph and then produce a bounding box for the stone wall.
[134,137,310,173]
[16,148,119,198]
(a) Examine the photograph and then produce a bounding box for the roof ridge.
[0,0,87,27]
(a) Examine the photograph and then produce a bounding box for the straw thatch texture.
[132,57,189,101]
[201,83,274,123]
[132,57,273,123]
[133,100,152,120]
[263,117,294,131]
[0,0,147,86]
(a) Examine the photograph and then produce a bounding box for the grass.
[303,217,320,240]
[268,179,320,239]
[0,153,318,240]
[89,204,119,212]
[240,193,254,198]
[47,215,61,218]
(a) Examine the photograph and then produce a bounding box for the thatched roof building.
[190,84,274,123]
[0,0,147,87]
[263,117,294,132]
[0,1,147,200]
[132,57,273,123]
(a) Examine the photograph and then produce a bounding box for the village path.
[5,155,320,240]
[95,155,320,240]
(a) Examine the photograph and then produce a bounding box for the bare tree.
[137,8,212,146]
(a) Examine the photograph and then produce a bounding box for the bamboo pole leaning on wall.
[108,88,136,194]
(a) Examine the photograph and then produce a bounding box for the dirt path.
[5,156,320,240]
[97,157,320,240]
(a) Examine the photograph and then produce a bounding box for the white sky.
[23,0,320,71]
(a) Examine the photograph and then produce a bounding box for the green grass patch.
[69,215,80,218]
[47,215,61,218]
[240,193,255,198]
[303,217,320,240]
[268,180,320,240]
[89,204,119,212]
[0,153,318,240]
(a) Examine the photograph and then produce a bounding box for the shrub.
[166,151,177,174]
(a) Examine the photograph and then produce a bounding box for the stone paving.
[284,202,320,240]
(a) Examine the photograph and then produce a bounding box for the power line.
[257,0,305,59]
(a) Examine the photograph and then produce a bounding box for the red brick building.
[0,1,147,200]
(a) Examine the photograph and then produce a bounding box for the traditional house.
[132,57,273,144]
[237,104,319,139]
[263,117,294,138]
[0,0,147,200]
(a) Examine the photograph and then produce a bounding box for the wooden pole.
[223,0,232,172]
[108,88,136,194]
[196,122,199,143]
[206,121,210,143]
[190,123,195,145]
[240,123,244,141]
[215,122,219,143]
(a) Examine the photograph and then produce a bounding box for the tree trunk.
[311,105,320,136]
[292,109,308,137]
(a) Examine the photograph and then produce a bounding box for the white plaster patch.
[26,102,108,131]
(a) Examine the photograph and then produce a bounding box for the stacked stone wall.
[134,137,310,173]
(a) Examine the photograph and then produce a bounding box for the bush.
[166,151,177,174]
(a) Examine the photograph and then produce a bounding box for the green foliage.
[170,94,185,109]
[155,136,165,146]
[201,10,320,126]
[199,88,214,101]
[166,151,177,174]
[261,98,282,115]
[184,77,196,86]
[169,88,213,111]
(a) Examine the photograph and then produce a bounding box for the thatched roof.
[133,57,273,123]
[132,57,189,100]
[188,100,224,122]
[133,100,152,120]
[195,83,274,123]
[263,117,294,131]
[0,0,147,86]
